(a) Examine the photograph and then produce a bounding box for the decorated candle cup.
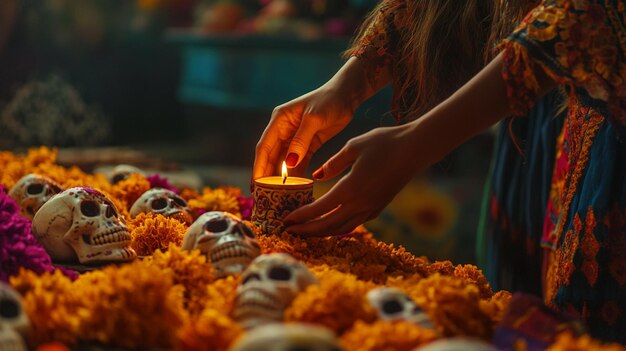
[252,165,314,234]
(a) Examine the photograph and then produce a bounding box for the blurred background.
[0,0,494,264]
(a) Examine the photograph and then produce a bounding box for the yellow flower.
[184,187,241,219]
[145,247,215,315]
[546,332,626,351]
[109,173,151,212]
[341,320,439,351]
[284,268,378,334]
[174,308,243,351]
[129,213,187,256]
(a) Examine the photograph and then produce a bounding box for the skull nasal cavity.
[0,298,20,318]
[382,300,404,314]
[242,273,261,284]
[81,200,100,217]
[205,219,228,232]
[268,266,292,280]
[26,183,44,195]
[151,198,168,210]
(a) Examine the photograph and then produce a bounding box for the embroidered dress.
[478,91,565,295]
[501,0,626,342]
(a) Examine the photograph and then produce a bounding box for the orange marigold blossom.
[341,320,439,351]
[479,290,513,326]
[202,275,241,316]
[145,246,215,315]
[108,172,151,211]
[256,228,430,283]
[129,213,187,256]
[408,274,494,339]
[174,308,243,351]
[546,332,626,351]
[9,269,83,346]
[453,264,494,299]
[284,267,378,334]
[185,187,241,219]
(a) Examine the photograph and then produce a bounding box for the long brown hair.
[346,0,532,121]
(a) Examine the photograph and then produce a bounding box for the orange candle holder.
[252,176,314,234]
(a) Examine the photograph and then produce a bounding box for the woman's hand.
[283,123,427,236]
[253,86,355,179]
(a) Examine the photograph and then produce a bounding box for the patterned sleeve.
[501,0,626,122]
[345,0,408,77]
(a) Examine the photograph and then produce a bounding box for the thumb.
[312,143,358,181]
[285,117,319,168]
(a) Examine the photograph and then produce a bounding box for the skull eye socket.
[172,196,187,207]
[0,297,20,319]
[268,266,292,281]
[26,183,45,195]
[112,173,127,184]
[51,184,62,194]
[382,300,404,314]
[242,225,256,238]
[80,200,100,217]
[204,219,228,233]
[151,198,168,210]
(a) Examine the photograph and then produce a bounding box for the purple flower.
[0,185,77,282]
[147,174,179,194]
[238,196,253,220]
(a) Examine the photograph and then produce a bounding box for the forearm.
[405,53,553,168]
[321,56,391,112]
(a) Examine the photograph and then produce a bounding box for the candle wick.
[282,177,286,184]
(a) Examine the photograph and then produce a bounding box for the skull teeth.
[210,242,257,264]
[236,288,281,312]
[88,228,131,246]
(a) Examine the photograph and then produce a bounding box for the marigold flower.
[257,230,429,283]
[284,268,378,334]
[408,274,494,339]
[73,261,187,349]
[9,269,83,346]
[203,275,241,316]
[145,247,215,315]
[479,290,512,326]
[341,320,439,351]
[546,332,626,351]
[453,264,493,299]
[174,308,243,351]
[185,187,241,219]
[129,213,187,256]
[109,173,151,211]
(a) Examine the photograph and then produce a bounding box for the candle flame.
[282,161,288,184]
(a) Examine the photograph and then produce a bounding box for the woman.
[255,0,626,342]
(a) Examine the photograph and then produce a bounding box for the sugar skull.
[231,323,343,351]
[110,164,144,184]
[234,253,318,329]
[414,337,496,351]
[129,188,192,225]
[0,282,29,351]
[8,174,63,219]
[367,287,433,328]
[32,187,136,265]
[182,211,260,277]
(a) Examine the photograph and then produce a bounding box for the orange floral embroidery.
[546,214,581,304]
[580,208,600,286]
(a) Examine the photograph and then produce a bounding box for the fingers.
[285,205,366,237]
[283,185,344,224]
[253,121,281,180]
[285,116,320,168]
[312,143,358,181]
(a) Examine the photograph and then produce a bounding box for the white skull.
[32,187,136,265]
[129,188,192,225]
[234,253,318,329]
[182,211,260,278]
[231,323,343,351]
[0,282,29,351]
[367,287,433,328]
[414,338,496,351]
[8,174,63,219]
[110,164,144,184]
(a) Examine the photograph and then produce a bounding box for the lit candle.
[252,161,314,234]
